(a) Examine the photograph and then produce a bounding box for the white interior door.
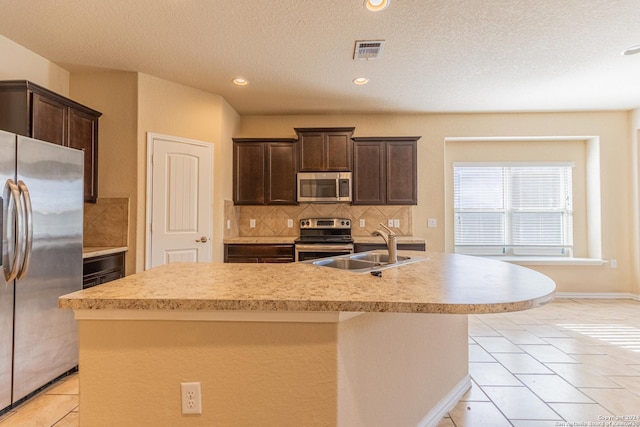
[147,133,213,269]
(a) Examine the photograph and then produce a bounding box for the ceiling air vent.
[353,40,385,60]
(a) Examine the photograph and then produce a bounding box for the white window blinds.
[453,164,573,256]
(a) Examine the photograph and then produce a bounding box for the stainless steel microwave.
[297,172,352,203]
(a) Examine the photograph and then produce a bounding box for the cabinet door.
[224,244,294,263]
[325,132,352,171]
[234,143,266,204]
[0,88,29,136]
[31,93,67,146]
[266,142,297,204]
[68,108,99,202]
[386,141,417,205]
[298,132,325,171]
[353,141,385,205]
[226,257,260,263]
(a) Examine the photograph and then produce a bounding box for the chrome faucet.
[372,223,398,264]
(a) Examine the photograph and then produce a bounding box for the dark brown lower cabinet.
[354,243,425,253]
[83,252,126,289]
[224,244,294,263]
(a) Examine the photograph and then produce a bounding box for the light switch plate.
[428,218,437,228]
[359,219,365,227]
[388,219,393,228]
[287,219,293,228]
[249,219,256,228]
[393,219,400,227]
[226,219,231,230]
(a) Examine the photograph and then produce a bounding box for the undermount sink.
[349,253,411,263]
[306,251,428,273]
[312,258,380,271]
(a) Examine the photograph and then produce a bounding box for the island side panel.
[76,319,339,427]
[337,313,469,426]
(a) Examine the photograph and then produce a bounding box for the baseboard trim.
[556,292,640,301]
[416,375,471,427]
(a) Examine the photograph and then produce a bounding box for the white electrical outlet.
[388,219,393,228]
[181,382,202,415]
[226,219,231,230]
[393,219,400,228]
[249,219,256,228]
[287,219,293,228]
[428,218,437,228]
[359,219,365,227]
[610,259,618,269]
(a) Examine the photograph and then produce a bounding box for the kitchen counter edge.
[82,246,128,259]
[223,236,426,244]
[60,251,555,315]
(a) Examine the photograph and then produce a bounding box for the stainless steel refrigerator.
[0,129,83,412]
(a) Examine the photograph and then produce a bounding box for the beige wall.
[78,319,339,426]
[337,313,468,426]
[70,71,138,275]
[137,73,240,268]
[238,112,634,294]
[631,108,640,295]
[0,35,69,95]
[77,313,467,426]
[70,72,240,271]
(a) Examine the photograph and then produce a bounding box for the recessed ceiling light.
[353,77,369,85]
[622,44,640,55]
[233,77,248,86]
[364,0,390,12]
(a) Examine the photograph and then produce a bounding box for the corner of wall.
[0,34,70,95]
[630,108,640,295]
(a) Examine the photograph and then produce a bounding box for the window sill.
[484,256,606,266]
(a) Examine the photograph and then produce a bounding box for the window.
[453,163,573,257]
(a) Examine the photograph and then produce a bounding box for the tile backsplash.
[84,198,129,247]
[225,201,412,238]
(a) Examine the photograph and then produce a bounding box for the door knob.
[195,236,208,243]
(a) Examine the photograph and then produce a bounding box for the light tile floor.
[440,298,640,427]
[0,299,638,427]
[0,373,78,427]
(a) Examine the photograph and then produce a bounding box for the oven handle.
[295,244,354,252]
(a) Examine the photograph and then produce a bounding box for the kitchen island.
[59,251,555,427]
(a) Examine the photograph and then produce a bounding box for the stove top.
[296,218,353,244]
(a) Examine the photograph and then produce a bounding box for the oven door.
[295,244,354,262]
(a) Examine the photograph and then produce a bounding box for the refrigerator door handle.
[2,179,25,282]
[16,181,33,280]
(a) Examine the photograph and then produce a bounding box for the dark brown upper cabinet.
[352,137,420,205]
[295,127,354,171]
[233,138,297,205]
[0,80,102,203]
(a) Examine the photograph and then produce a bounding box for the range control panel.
[299,218,351,229]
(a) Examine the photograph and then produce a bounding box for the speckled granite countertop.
[353,236,426,244]
[83,246,128,259]
[223,237,297,244]
[60,251,555,314]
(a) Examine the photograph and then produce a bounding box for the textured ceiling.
[1,0,640,115]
